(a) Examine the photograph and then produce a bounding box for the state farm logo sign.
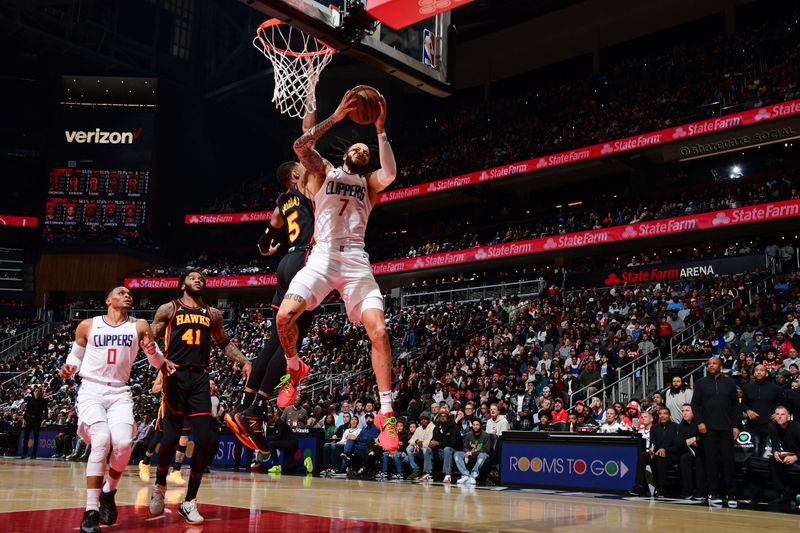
[64,127,143,145]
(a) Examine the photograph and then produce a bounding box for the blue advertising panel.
[20,429,322,473]
[500,440,639,492]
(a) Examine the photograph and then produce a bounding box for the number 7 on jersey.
[338,199,349,216]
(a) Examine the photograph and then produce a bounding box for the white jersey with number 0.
[313,167,371,247]
[81,315,139,385]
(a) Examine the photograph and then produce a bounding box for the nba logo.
[422,29,436,68]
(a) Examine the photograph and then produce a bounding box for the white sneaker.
[457,475,469,484]
[443,475,451,484]
[419,473,432,482]
[467,476,477,485]
[148,484,166,516]
[179,499,204,525]
[727,500,738,509]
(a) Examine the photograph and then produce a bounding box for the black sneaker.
[98,489,118,525]
[236,410,270,453]
[708,494,723,507]
[80,510,101,533]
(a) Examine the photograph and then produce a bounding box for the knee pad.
[86,423,111,477]
[109,424,134,472]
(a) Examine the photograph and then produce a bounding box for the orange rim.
[255,18,336,58]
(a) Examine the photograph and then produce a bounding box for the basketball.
[348,85,383,125]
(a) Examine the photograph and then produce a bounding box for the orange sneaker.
[224,412,258,451]
[276,359,310,409]
[375,411,399,452]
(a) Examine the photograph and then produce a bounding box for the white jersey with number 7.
[313,167,371,247]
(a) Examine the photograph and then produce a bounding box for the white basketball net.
[253,19,335,118]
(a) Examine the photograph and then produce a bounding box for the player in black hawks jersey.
[223,161,320,457]
[275,89,400,452]
[147,270,252,525]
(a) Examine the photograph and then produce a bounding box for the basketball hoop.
[253,18,336,118]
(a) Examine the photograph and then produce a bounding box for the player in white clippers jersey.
[59,286,177,533]
[275,89,401,452]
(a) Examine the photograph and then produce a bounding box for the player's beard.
[345,155,370,175]
[184,284,204,297]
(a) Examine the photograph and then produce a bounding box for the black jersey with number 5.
[164,299,213,368]
[278,187,314,247]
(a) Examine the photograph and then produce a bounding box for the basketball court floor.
[1,458,797,532]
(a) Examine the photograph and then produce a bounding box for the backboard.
[240,0,454,95]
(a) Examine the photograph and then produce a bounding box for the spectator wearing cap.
[508,381,534,430]
[766,405,800,507]
[454,418,493,484]
[486,403,509,436]
[550,398,568,426]
[743,364,785,456]
[666,376,693,424]
[691,357,741,507]
[430,411,460,483]
[405,412,434,480]
[623,401,642,430]
[341,412,380,474]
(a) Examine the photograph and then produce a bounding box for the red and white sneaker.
[375,411,399,452]
[276,359,310,409]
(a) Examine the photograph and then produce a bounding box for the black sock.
[173,461,182,472]
[142,455,151,465]
[156,467,168,486]
[186,475,202,501]
[240,391,256,409]
[253,394,269,417]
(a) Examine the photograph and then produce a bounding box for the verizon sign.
[125,199,800,289]
[64,127,143,145]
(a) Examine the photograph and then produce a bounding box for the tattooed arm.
[150,301,175,341]
[209,307,252,382]
[294,90,358,195]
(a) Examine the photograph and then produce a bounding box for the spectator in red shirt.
[551,397,568,425]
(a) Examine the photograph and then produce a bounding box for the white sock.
[285,354,299,372]
[379,391,393,415]
[86,488,101,512]
[103,476,119,493]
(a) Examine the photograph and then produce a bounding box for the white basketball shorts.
[76,380,134,441]
[286,247,383,322]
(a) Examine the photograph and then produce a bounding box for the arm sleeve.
[65,342,86,370]
[145,343,166,369]
[258,222,282,252]
[375,133,396,187]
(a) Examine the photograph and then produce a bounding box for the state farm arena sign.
[567,255,765,289]
[126,199,800,289]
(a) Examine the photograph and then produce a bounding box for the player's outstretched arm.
[150,301,175,341]
[135,318,178,374]
[368,95,396,194]
[59,319,92,379]
[209,307,252,382]
[294,90,358,186]
[257,207,284,256]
